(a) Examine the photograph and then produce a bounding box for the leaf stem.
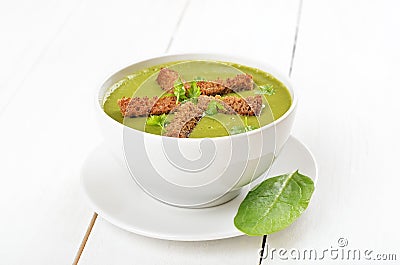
[259,235,268,265]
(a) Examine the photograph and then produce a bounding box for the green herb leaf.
[146,114,169,132]
[234,171,315,236]
[186,81,201,103]
[255,84,275,96]
[244,116,258,131]
[173,78,187,104]
[162,93,175,98]
[215,101,225,110]
[146,115,160,126]
[229,125,246,135]
[229,117,259,135]
[205,100,225,115]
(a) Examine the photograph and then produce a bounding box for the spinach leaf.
[234,171,314,236]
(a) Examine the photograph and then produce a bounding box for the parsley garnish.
[229,117,259,135]
[146,114,169,133]
[255,84,275,96]
[173,79,202,104]
[173,78,187,104]
[173,76,204,104]
[186,81,201,103]
[205,100,225,115]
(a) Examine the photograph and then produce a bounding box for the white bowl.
[96,53,297,208]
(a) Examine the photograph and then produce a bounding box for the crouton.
[150,96,178,115]
[117,96,178,117]
[221,95,263,116]
[163,95,263,137]
[156,68,179,91]
[196,81,230,96]
[118,94,263,119]
[196,74,254,95]
[117,96,156,117]
[196,95,262,116]
[224,74,254,91]
[164,101,204,138]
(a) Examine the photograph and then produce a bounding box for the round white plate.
[81,136,318,241]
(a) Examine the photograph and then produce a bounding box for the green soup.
[103,60,292,138]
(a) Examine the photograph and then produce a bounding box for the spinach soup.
[103,60,291,138]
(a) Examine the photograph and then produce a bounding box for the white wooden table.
[1,0,399,264]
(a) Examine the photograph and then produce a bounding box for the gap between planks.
[72,213,98,265]
[0,0,85,118]
[165,0,191,53]
[289,0,303,77]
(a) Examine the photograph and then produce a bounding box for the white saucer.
[81,136,318,241]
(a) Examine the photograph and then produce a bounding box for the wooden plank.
[169,0,300,73]
[79,0,300,264]
[80,218,261,265]
[289,0,400,258]
[0,0,82,114]
[0,0,186,264]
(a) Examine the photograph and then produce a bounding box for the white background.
[0,0,399,264]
